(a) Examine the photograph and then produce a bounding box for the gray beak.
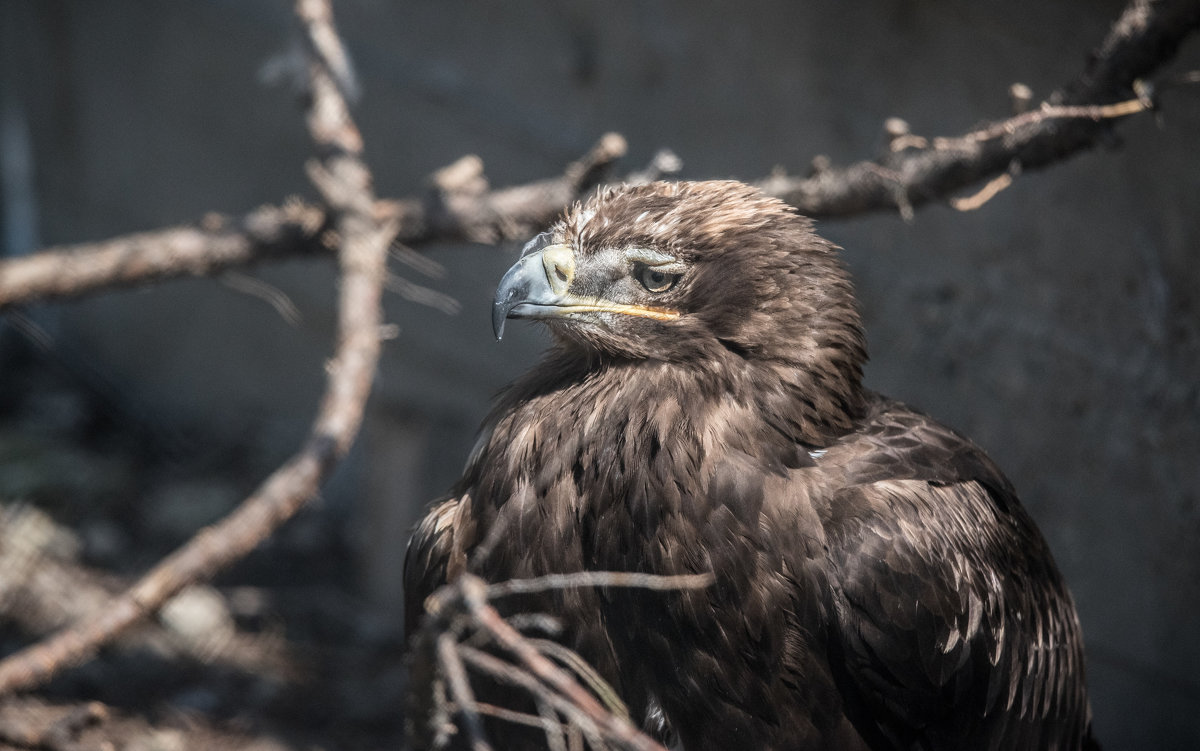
[492,244,575,340]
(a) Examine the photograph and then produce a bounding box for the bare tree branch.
[0,134,628,312]
[757,0,1200,217]
[409,572,714,751]
[0,0,389,695]
[456,646,620,751]
[2,2,1195,313]
[0,201,328,311]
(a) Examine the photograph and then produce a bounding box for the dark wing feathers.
[406,396,1089,750]
[403,495,469,638]
[819,399,1088,749]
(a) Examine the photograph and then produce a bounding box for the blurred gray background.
[2,1,1198,748]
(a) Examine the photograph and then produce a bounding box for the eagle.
[405,180,1095,750]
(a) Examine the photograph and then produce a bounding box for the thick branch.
[0,134,627,312]
[0,202,328,311]
[0,0,389,694]
[758,0,1200,216]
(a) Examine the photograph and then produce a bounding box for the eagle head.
[497,180,864,382]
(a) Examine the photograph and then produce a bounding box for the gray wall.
[4,1,1199,748]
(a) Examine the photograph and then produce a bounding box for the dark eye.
[637,265,680,293]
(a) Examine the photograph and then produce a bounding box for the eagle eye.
[636,265,681,293]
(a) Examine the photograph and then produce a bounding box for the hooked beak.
[492,244,575,340]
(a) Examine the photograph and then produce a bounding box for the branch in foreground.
[408,572,713,751]
[0,0,389,695]
[757,0,1200,217]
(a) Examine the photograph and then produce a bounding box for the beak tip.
[492,247,552,342]
[492,303,508,341]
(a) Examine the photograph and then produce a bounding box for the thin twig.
[459,575,665,751]
[457,646,622,751]
[390,242,447,279]
[950,172,1015,212]
[438,633,494,751]
[536,698,571,751]
[470,701,566,734]
[409,571,703,750]
[220,270,304,325]
[503,613,564,636]
[933,96,1153,150]
[526,638,631,721]
[385,270,462,315]
[485,571,715,599]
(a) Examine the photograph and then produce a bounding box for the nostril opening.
[555,266,569,283]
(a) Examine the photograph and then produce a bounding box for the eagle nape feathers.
[405,180,1096,750]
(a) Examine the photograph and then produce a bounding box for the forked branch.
[408,572,713,751]
[0,0,389,694]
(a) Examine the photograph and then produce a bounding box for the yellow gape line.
[554,301,680,321]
